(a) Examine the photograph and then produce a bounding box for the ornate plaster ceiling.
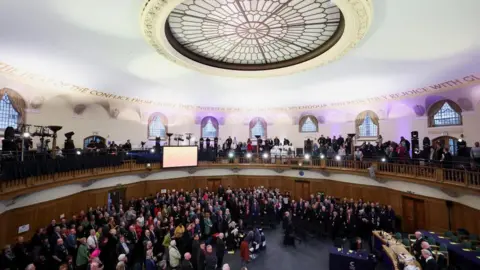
[0,0,479,109]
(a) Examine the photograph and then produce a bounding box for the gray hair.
[421,249,432,257]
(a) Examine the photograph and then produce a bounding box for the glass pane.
[433,103,461,126]
[301,117,317,132]
[448,138,458,155]
[202,119,217,138]
[0,94,19,129]
[148,116,166,138]
[251,120,265,138]
[358,115,378,137]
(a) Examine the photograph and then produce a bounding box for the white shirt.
[87,235,98,249]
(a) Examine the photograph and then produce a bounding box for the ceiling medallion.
[141,0,373,77]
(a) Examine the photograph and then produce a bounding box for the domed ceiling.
[0,0,479,109]
[164,0,343,70]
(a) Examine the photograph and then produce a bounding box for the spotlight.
[304,154,310,160]
[150,148,155,153]
[458,138,463,142]
[381,157,386,162]
[23,132,30,138]
[320,154,325,159]
[126,152,130,155]
[228,152,234,159]
[146,163,152,170]
[246,153,252,159]
[414,148,420,155]
[76,150,81,155]
[263,153,269,159]
[335,155,341,161]
[298,162,302,166]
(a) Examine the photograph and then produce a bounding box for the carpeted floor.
[222,228,332,270]
[221,228,389,270]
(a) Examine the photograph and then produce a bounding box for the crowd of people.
[0,184,398,270]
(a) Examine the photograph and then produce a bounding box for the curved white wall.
[1,169,479,214]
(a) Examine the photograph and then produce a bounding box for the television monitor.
[163,146,198,168]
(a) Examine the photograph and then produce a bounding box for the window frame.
[200,116,219,138]
[0,93,20,130]
[249,117,267,139]
[299,115,318,133]
[147,113,168,140]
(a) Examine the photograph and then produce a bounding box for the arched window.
[201,116,219,138]
[249,117,267,139]
[0,88,26,130]
[355,110,379,137]
[299,115,318,133]
[147,113,168,139]
[428,100,462,127]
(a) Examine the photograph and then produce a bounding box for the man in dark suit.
[412,231,426,259]
[421,249,437,270]
[216,233,226,268]
[181,252,194,270]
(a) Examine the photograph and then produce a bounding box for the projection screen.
[163,146,198,168]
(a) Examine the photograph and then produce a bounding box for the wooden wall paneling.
[425,200,449,233]
[125,182,146,199]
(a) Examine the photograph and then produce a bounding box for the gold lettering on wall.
[0,62,479,111]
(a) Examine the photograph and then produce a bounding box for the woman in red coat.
[247,141,253,152]
[240,239,250,267]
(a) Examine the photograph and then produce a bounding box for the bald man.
[181,252,194,270]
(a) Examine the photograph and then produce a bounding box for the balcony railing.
[1,155,479,199]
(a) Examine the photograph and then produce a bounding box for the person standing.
[181,252,194,270]
[204,245,217,270]
[216,233,225,269]
[240,236,250,267]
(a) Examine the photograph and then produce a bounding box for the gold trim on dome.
[140,0,374,77]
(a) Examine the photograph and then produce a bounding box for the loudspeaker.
[411,138,420,158]
[411,131,419,140]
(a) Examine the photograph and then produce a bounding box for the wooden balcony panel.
[2,159,480,200]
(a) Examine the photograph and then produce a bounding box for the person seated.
[421,249,437,270]
[350,237,364,251]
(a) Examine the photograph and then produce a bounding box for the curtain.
[148,112,168,137]
[355,110,379,136]
[249,117,267,138]
[201,116,219,138]
[298,115,318,132]
[427,100,462,127]
[0,88,27,125]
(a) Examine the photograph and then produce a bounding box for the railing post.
[435,168,444,182]
[320,158,326,169]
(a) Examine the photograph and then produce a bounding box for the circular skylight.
[165,0,344,70]
[141,0,373,77]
